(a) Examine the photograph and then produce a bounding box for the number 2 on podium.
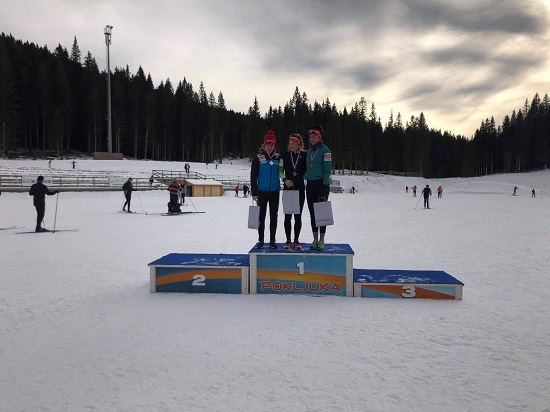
[192,274,206,286]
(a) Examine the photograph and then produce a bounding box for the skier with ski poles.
[168,180,181,213]
[29,175,58,232]
[422,184,432,209]
[122,178,134,213]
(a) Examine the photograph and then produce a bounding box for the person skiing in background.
[412,185,417,197]
[351,186,355,194]
[242,184,249,198]
[149,175,154,187]
[235,184,240,197]
[72,160,76,169]
[281,133,307,250]
[304,124,332,251]
[29,175,58,232]
[422,184,432,209]
[180,181,187,205]
[513,186,518,196]
[178,182,184,205]
[250,130,282,249]
[122,177,133,213]
[48,160,52,169]
[406,186,408,193]
[168,180,181,213]
[437,186,443,198]
[532,188,536,198]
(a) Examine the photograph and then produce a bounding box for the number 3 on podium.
[401,285,416,297]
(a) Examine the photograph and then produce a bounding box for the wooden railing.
[0,175,156,192]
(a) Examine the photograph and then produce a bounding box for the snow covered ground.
[1,159,550,411]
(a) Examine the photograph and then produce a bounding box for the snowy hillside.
[1,159,549,411]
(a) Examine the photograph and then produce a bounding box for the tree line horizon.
[0,33,548,178]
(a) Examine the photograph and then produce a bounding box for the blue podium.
[147,247,465,299]
[353,269,463,299]
[149,253,249,294]
[249,244,354,297]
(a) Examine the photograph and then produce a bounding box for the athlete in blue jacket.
[250,130,282,249]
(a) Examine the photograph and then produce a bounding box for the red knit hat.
[263,130,276,145]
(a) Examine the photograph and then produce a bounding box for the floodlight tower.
[104,25,113,153]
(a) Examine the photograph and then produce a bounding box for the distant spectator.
[351,186,355,194]
[235,184,240,197]
[513,186,518,196]
[149,175,154,187]
[72,160,76,169]
[532,188,536,198]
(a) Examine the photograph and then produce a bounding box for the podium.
[147,247,464,299]
[149,253,249,294]
[249,244,354,297]
[353,269,463,300]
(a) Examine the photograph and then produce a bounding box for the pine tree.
[70,36,81,65]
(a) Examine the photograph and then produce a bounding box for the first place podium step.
[249,243,354,297]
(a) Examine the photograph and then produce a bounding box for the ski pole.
[136,191,146,214]
[414,195,422,209]
[189,197,199,213]
[53,191,59,232]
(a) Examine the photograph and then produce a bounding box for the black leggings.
[284,189,305,242]
[123,194,131,210]
[306,181,330,234]
[424,197,430,208]
[35,204,45,229]
[257,191,280,241]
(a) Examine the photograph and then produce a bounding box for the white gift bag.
[314,201,334,227]
[248,205,260,229]
[282,190,300,215]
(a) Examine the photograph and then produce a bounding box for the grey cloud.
[402,83,441,101]
[401,0,548,34]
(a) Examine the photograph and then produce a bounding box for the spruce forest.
[1,33,549,178]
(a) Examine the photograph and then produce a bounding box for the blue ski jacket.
[250,150,282,195]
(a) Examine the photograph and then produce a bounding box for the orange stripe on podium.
[257,270,346,285]
[362,284,455,299]
[157,269,241,286]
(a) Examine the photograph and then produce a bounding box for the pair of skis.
[15,229,79,234]
[146,211,206,216]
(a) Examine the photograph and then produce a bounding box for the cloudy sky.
[2,0,550,136]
